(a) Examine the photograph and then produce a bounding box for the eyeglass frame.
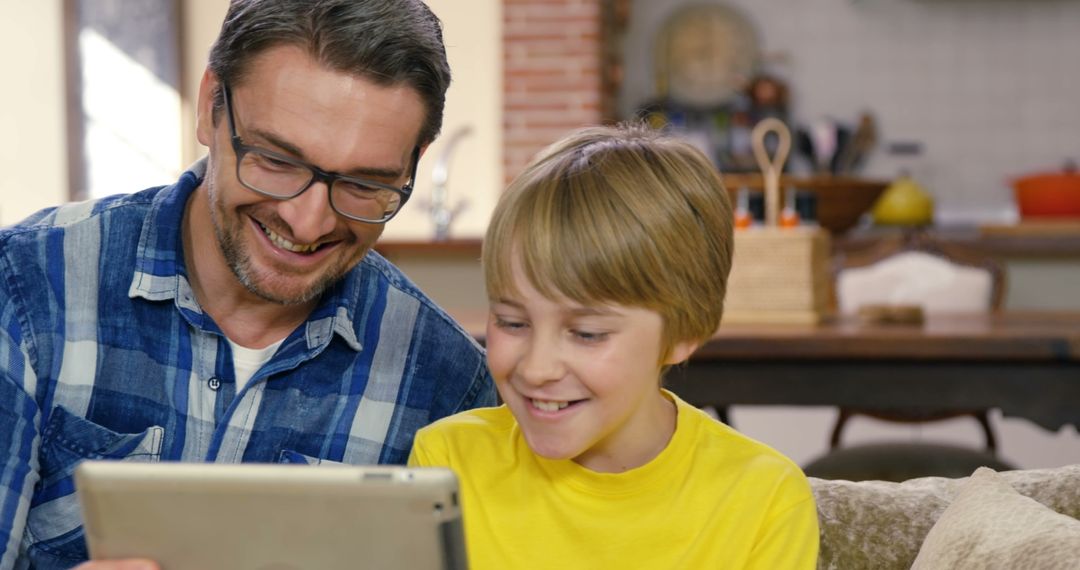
[221,84,420,224]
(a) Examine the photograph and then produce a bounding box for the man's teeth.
[532,399,570,412]
[259,223,318,253]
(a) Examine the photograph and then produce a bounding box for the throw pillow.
[911,467,1080,569]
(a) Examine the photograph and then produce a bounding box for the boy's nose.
[276,182,338,244]
[518,336,564,386]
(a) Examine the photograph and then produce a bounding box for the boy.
[409,124,819,568]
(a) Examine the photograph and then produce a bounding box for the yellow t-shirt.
[409,391,819,569]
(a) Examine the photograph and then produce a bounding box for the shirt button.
[208,377,222,391]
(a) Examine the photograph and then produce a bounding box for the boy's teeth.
[260,223,317,253]
[532,399,570,412]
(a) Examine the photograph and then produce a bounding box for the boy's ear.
[663,339,700,366]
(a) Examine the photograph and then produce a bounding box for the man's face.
[195,45,426,305]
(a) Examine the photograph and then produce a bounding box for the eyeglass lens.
[237,150,402,222]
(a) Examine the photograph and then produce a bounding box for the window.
[64,0,183,200]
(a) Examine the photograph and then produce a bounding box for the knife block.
[724,226,832,324]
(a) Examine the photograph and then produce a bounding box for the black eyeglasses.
[222,85,419,224]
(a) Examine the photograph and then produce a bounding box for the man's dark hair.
[207,0,451,146]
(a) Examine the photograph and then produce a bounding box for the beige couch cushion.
[911,467,1080,569]
[811,464,1080,570]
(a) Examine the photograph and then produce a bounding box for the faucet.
[427,126,472,241]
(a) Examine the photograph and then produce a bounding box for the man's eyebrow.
[249,127,407,180]
[249,127,306,159]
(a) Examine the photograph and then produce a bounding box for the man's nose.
[276,181,338,244]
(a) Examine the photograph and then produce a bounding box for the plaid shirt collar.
[127,158,363,352]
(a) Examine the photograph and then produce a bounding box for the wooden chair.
[803,230,1017,481]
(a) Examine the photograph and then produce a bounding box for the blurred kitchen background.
[2,0,1078,470]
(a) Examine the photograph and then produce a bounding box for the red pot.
[1012,164,1080,218]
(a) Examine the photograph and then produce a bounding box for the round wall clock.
[655,3,761,107]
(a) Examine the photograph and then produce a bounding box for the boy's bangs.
[484,201,601,306]
[485,169,653,310]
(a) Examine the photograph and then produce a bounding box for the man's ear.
[664,339,701,366]
[195,68,220,147]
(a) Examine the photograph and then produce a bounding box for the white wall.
[0,0,67,224]
[623,0,1080,225]
[182,0,230,167]
[387,0,502,241]
[2,0,502,241]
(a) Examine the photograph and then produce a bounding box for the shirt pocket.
[277,449,345,466]
[25,406,165,566]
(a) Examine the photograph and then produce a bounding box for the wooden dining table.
[449,310,1080,432]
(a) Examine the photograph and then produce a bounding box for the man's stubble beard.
[207,179,364,306]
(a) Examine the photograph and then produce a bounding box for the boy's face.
[486,260,697,473]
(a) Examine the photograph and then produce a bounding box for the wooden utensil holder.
[725,227,831,324]
[724,118,832,325]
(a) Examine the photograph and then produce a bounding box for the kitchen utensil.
[1011,161,1080,218]
[734,187,753,229]
[810,119,837,175]
[780,187,799,228]
[751,117,791,227]
[830,125,852,174]
[794,190,818,226]
[795,128,818,172]
[720,173,887,234]
[836,113,877,174]
[727,118,831,325]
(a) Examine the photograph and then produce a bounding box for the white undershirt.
[228,338,285,392]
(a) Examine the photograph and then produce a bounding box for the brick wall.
[503,0,604,183]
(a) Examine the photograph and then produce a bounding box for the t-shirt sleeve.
[407,424,448,468]
[746,475,820,570]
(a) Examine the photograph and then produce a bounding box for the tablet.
[75,461,467,570]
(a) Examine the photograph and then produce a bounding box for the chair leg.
[829,409,854,450]
[975,410,997,452]
[714,406,731,426]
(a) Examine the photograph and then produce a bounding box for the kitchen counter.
[839,222,1080,258]
[376,223,1080,259]
[374,223,1080,312]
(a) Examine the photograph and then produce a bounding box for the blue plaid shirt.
[0,161,496,569]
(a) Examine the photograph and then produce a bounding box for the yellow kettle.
[872,174,934,226]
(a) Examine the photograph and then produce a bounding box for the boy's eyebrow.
[491,298,620,318]
[567,306,620,318]
[491,297,524,308]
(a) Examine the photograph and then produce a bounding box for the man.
[0,1,495,568]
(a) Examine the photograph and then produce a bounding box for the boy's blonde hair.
[483,123,734,361]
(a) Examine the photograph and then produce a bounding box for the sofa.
[810,464,1080,569]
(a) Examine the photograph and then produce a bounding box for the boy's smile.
[485,259,697,473]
